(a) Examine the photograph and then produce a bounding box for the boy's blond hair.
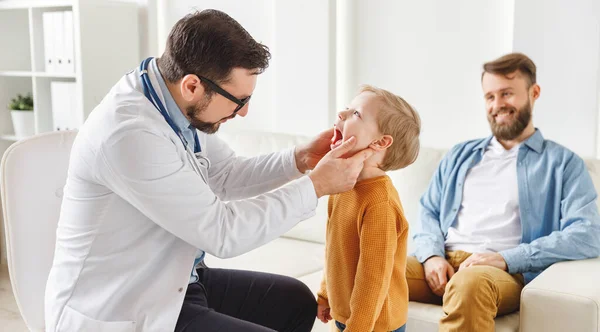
[359,85,421,171]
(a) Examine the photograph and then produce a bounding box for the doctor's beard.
[186,95,222,134]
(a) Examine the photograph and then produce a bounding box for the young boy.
[317,85,421,332]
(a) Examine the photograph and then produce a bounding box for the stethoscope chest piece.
[195,152,211,169]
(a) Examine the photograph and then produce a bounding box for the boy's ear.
[370,135,393,151]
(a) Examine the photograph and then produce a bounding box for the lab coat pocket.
[57,305,136,332]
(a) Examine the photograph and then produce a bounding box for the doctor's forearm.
[205,177,318,258]
[210,148,303,200]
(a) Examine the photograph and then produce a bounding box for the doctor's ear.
[180,74,205,102]
[370,135,393,151]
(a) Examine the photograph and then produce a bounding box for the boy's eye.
[353,110,361,117]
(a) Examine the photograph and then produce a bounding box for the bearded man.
[406,52,600,332]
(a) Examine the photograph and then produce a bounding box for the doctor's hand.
[308,136,374,198]
[295,128,335,173]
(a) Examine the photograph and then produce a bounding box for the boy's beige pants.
[406,251,524,332]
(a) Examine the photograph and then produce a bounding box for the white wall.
[351,0,600,157]
[351,0,516,150]
[513,0,600,158]
[153,0,335,137]
[119,0,157,58]
[137,0,600,156]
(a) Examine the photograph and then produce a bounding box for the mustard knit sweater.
[317,175,409,332]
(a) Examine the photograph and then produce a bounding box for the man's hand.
[423,256,455,297]
[308,136,374,197]
[459,252,508,271]
[295,128,334,173]
[317,304,332,324]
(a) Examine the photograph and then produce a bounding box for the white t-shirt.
[445,137,522,253]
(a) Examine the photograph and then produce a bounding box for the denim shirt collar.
[472,129,544,154]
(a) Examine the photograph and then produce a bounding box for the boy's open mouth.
[330,128,343,150]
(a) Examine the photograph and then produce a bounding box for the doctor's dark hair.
[158,9,271,86]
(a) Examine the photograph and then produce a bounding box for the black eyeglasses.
[199,76,251,114]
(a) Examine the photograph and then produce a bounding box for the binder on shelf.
[51,81,77,131]
[53,11,65,73]
[63,11,75,73]
[42,12,55,72]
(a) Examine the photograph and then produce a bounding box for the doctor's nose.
[237,105,249,117]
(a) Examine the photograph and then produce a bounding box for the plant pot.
[10,110,35,138]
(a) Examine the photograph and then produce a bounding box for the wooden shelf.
[0,71,76,79]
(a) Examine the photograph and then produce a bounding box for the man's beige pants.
[406,251,524,332]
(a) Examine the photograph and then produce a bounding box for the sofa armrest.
[520,257,600,332]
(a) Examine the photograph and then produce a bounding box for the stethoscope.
[139,57,211,183]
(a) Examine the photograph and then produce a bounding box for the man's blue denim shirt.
[413,129,600,284]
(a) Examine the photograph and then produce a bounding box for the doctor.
[45,9,372,332]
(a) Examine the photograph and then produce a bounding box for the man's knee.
[444,267,495,303]
[276,276,316,331]
[278,276,317,311]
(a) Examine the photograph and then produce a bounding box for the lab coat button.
[178,287,183,292]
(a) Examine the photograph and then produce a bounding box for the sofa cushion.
[282,195,328,244]
[204,237,325,278]
[386,147,447,253]
[217,129,310,157]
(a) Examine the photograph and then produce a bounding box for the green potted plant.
[8,93,35,138]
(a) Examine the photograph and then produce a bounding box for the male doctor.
[44,9,372,332]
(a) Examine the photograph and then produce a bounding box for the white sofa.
[0,129,599,332]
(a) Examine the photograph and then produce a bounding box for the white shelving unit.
[0,0,140,151]
[0,0,140,268]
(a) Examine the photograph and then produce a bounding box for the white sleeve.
[96,127,317,258]
[204,133,304,201]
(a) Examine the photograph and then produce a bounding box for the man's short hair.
[158,9,271,87]
[482,52,537,87]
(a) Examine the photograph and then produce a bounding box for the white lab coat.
[44,62,318,332]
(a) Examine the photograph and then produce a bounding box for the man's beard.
[186,95,223,134]
[487,99,532,141]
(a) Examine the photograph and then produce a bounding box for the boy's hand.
[317,304,332,324]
